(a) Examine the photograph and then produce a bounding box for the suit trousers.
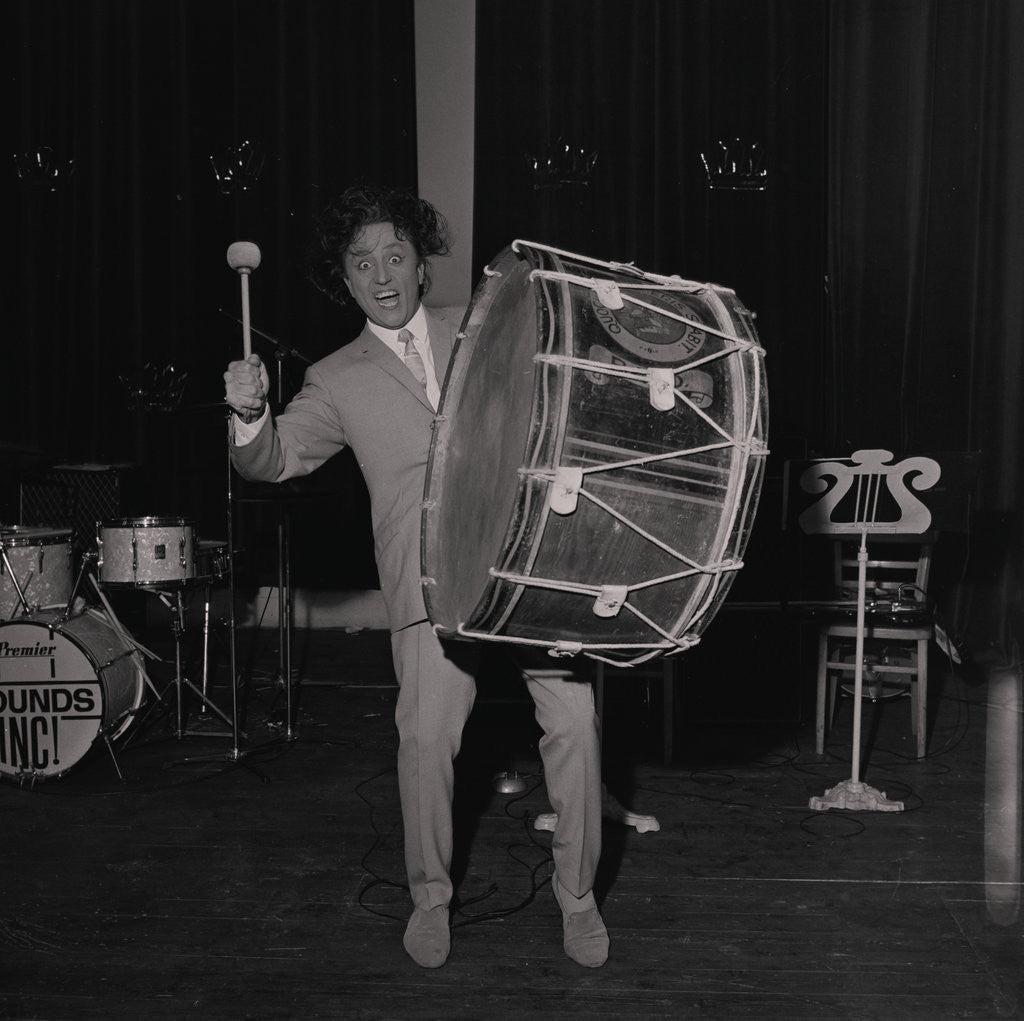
[390,622,602,910]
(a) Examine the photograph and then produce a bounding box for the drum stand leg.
[101,732,126,783]
[274,505,296,740]
[0,539,32,616]
[200,582,212,712]
[158,588,234,738]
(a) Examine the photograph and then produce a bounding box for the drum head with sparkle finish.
[0,608,145,780]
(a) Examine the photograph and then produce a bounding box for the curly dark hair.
[307,183,451,307]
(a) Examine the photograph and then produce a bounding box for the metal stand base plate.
[809,778,904,812]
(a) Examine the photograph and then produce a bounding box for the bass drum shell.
[421,242,767,664]
[0,608,145,780]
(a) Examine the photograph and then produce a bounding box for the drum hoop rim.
[422,245,531,629]
[100,516,196,529]
[1,526,74,545]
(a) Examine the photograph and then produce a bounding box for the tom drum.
[97,517,197,588]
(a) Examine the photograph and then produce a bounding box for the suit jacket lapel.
[355,322,434,411]
[354,306,457,412]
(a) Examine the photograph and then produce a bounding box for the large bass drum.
[0,608,145,780]
[422,240,768,666]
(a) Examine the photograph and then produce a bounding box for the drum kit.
[0,242,294,787]
[0,514,236,785]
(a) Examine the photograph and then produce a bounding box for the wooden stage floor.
[2,618,1021,1020]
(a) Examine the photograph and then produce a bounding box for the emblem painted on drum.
[678,369,714,409]
[589,290,708,363]
[583,344,617,386]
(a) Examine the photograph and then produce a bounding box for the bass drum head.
[422,248,540,630]
[0,609,144,780]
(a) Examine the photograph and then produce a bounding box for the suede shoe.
[403,905,450,968]
[552,876,609,968]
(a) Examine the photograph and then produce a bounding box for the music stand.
[797,449,942,812]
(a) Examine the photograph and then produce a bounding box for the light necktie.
[400,328,428,389]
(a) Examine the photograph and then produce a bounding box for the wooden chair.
[815,531,937,758]
[796,450,943,804]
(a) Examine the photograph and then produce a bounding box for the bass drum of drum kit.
[0,517,228,783]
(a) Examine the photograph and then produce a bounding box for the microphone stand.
[218,308,313,366]
[218,307,314,744]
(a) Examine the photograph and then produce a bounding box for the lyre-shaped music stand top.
[799,449,941,812]
[798,449,941,537]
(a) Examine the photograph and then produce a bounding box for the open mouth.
[375,290,400,310]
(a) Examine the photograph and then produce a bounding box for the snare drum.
[0,526,74,618]
[195,539,229,580]
[422,241,768,665]
[97,517,196,588]
[0,607,145,779]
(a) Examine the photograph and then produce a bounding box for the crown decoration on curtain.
[699,138,768,192]
[13,147,76,191]
[525,138,599,190]
[119,362,189,412]
[209,139,266,195]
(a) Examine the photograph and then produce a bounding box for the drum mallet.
[226,241,261,358]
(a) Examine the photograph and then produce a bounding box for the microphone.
[226,241,261,358]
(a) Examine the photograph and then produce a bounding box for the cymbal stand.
[164,420,249,769]
[0,535,31,616]
[268,342,297,738]
[155,586,234,739]
[274,500,295,739]
[226,427,244,756]
[200,577,213,711]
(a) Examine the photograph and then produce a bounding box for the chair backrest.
[831,532,937,604]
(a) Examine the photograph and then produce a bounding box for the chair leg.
[815,632,828,755]
[662,659,675,766]
[916,638,928,758]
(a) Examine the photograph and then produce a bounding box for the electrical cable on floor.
[352,764,559,928]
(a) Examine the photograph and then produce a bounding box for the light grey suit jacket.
[230,304,464,632]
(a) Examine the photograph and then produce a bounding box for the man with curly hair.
[223,183,606,969]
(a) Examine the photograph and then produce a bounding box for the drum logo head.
[590,290,707,364]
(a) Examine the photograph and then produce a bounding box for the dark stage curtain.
[7,0,417,585]
[828,0,1024,660]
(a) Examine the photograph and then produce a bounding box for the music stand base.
[809,778,904,812]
